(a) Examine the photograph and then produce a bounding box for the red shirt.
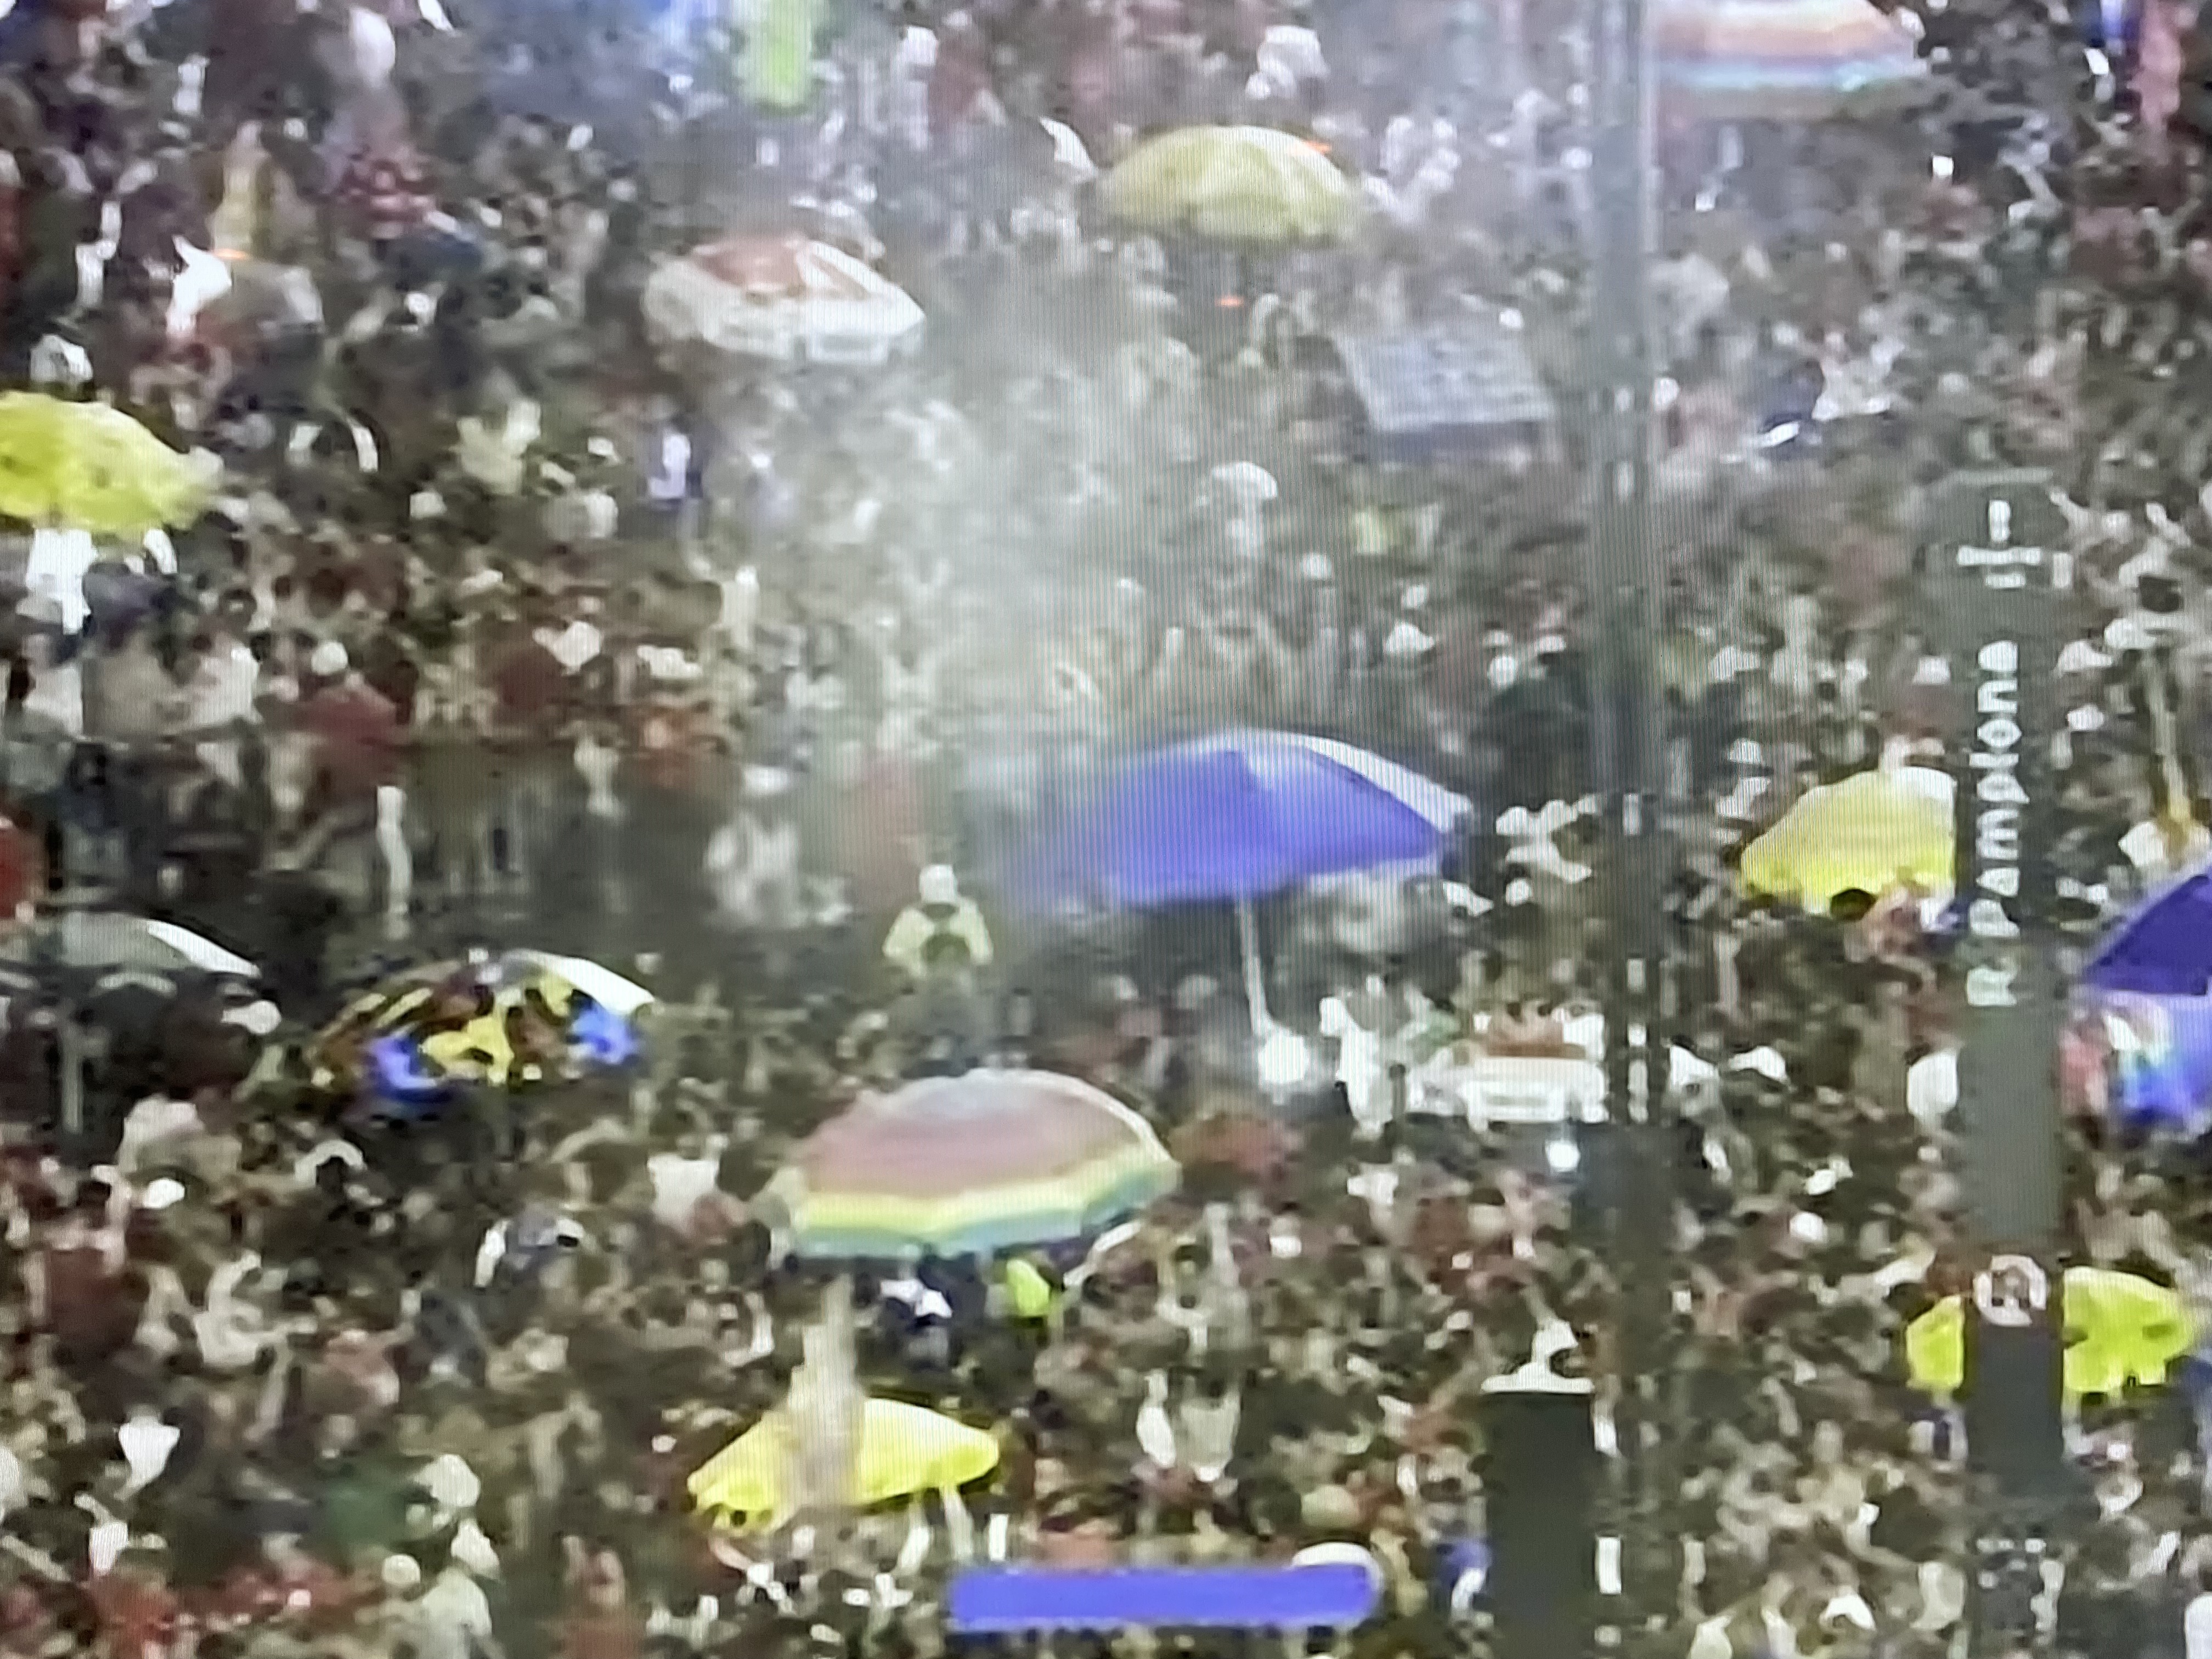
[630,702,710,794]
[561,1609,644,1659]
[493,639,568,738]
[88,1573,181,1659]
[0,817,41,920]
[928,26,991,134]
[0,1584,53,1659]
[300,681,402,802]
[41,1238,132,1358]
[210,1559,359,1633]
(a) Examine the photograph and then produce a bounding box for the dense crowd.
[0,0,2201,1654]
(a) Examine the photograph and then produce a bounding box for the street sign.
[1328,323,1560,465]
[1929,469,2071,1513]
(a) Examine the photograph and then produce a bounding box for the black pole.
[1481,1378,1601,1659]
[1584,0,1676,1595]
[1927,468,2072,1649]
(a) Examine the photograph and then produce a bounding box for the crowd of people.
[0,0,2200,1653]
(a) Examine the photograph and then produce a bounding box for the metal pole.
[1482,1375,1601,1659]
[1928,470,2071,1650]
[1583,0,1675,1598]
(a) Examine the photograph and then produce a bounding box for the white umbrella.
[141,921,258,978]
[0,913,257,979]
[642,235,925,366]
[506,951,656,1015]
[0,914,255,1141]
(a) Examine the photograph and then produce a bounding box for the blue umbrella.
[2085,868,2212,997]
[1021,730,1468,1026]
[1030,729,1468,909]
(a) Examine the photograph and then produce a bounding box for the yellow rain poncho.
[1740,767,1952,913]
[1004,1258,1054,1321]
[0,394,219,539]
[1905,1267,2198,1401]
[689,1398,999,1526]
[740,0,821,111]
[1103,126,1355,244]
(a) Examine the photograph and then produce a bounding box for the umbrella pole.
[1234,897,1269,1032]
[58,1004,82,1144]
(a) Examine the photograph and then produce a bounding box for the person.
[883,862,994,1070]
[1319,974,1392,1140]
[0,801,41,922]
[253,839,346,1019]
[2186,1567,2212,1659]
[297,641,403,820]
[403,1552,505,1659]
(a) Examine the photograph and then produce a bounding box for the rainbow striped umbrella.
[1657,0,1929,118]
[758,1070,1178,1259]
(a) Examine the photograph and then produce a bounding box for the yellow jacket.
[883,898,994,981]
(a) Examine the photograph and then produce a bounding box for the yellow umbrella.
[0,393,218,539]
[688,1398,1000,1526]
[1740,766,1952,913]
[1904,1267,2198,1400]
[1102,126,1355,244]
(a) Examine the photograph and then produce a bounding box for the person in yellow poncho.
[1904,1267,2198,1402]
[1740,767,1952,916]
[1002,1258,1056,1322]
[883,865,994,1068]
[688,1397,1000,1528]
[739,0,822,111]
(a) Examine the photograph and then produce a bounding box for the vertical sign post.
[1929,468,2072,1646]
[1583,0,1674,1603]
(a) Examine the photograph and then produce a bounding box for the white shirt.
[1318,996,1380,1088]
[1176,1392,1240,1482]
[418,1453,481,1515]
[21,660,81,737]
[2185,1590,2212,1659]
[1906,1048,1959,1130]
[647,431,692,503]
[194,1255,272,1372]
[408,1571,494,1659]
[184,642,261,730]
[648,1154,721,1232]
[0,1443,24,1516]
[1255,24,1325,86]
[22,528,95,635]
[117,1096,203,1173]
[119,1413,179,1492]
